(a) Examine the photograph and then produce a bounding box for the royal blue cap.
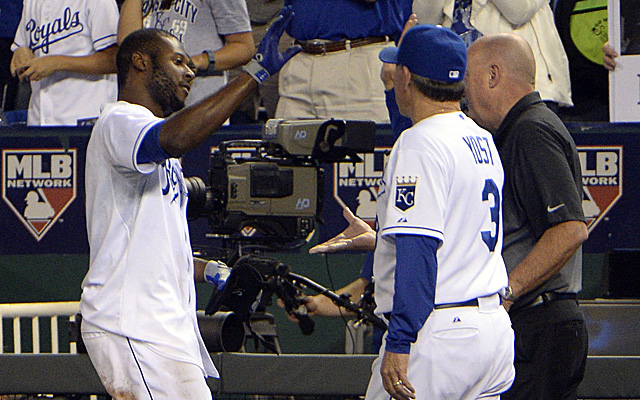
[379,24,466,83]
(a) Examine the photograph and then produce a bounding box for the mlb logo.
[2,149,77,241]
[578,146,623,233]
[395,176,417,211]
[333,149,388,223]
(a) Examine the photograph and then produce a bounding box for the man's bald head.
[469,33,536,88]
[464,33,537,131]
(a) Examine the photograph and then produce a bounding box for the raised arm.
[190,32,255,73]
[118,0,144,45]
[158,7,301,157]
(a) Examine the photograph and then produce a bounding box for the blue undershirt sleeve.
[136,121,170,164]
[385,233,440,354]
[385,89,412,141]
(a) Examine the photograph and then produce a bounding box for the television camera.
[185,118,376,248]
[185,119,387,351]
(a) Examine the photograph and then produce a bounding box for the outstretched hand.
[309,207,375,254]
[244,5,301,83]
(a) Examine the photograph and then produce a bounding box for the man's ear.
[488,64,500,89]
[400,65,412,90]
[131,51,149,72]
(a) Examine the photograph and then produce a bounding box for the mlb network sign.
[334,146,624,234]
[578,146,623,232]
[2,149,77,241]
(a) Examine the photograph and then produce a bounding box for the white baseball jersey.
[80,101,217,378]
[373,112,507,314]
[11,0,118,126]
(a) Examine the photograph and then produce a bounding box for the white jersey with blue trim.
[373,112,508,314]
[11,0,118,126]
[81,101,217,377]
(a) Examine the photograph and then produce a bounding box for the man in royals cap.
[365,24,515,400]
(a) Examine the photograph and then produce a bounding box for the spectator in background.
[285,17,420,354]
[0,0,23,111]
[554,0,609,122]
[118,0,254,106]
[275,0,413,123]
[602,0,640,71]
[230,0,286,124]
[412,0,572,112]
[10,0,119,126]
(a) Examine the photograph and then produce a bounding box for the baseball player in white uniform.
[366,25,515,400]
[10,0,119,126]
[80,8,300,399]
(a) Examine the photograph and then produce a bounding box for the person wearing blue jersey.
[275,0,413,123]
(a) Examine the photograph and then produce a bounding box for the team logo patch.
[395,176,417,212]
[2,149,77,241]
[578,146,623,232]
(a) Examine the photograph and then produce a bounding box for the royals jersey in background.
[373,112,507,314]
[11,0,118,126]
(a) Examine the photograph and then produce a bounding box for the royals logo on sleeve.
[2,149,77,241]
[395,176,417,211]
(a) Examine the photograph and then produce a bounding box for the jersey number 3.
[481,179,500,252]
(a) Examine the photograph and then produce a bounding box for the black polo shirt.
[494,92,586,308]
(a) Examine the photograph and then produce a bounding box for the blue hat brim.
[379,46,399,64]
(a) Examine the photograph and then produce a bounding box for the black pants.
[502,298,588,400]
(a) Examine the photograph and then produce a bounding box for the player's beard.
[147,65,186,117]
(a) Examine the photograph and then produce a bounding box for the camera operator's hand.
[243,5,302,83]
[309,207,375,254]
[277,295,320,322]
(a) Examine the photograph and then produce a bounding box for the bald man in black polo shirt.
[465,33,589,400]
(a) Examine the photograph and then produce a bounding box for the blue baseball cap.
[379,24,466,83]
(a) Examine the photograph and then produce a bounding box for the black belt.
[383,298,481,320]
[524,292,578,308]
[295,36,390,55]
[434,298,479,310]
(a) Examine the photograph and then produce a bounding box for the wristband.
[201,50,217,76]
[242,59,270,84]
[204,260,231,291]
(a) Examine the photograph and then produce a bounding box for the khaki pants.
[276,41,393,123]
